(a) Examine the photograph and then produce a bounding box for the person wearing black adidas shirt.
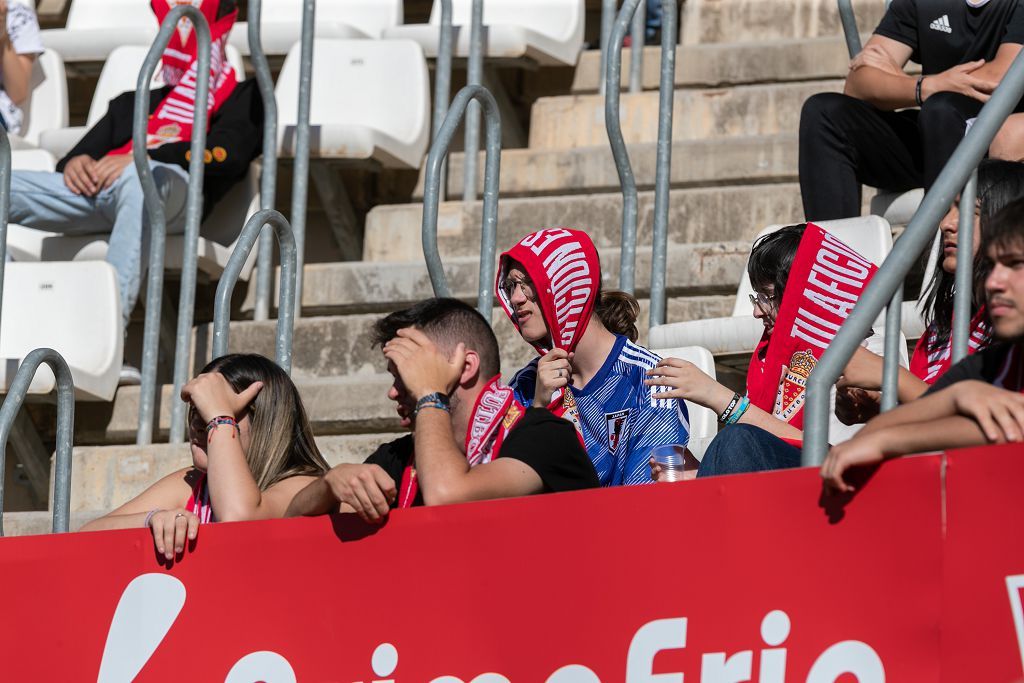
[800,0,1024,221]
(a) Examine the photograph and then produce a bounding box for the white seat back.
[20,49,68,147]
[87,44,247,127]
[430,0,583,43]
[64,0,152,31]
[729,216,894,317]
[276,39,430,163]
[651,345,718,458]
[0,262,122,401]
[262,0,401,37]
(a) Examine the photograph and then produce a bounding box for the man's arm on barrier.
[285,463,397,523]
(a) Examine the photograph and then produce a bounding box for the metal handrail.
[433,0,453,202]
[0,128,11,333]
[802,48,1024,465]
[0,348,75,536]
[606,0,644,293]
[135,5,211,445]
[289,0,315,324]
[212,210,296,371]
[629,0,644,93]
[461,0,484,203]
[250,0,281,323]
[422,85,501,317]
[648,0,678,328]
[837,0,861,59]
[951,170,978,363]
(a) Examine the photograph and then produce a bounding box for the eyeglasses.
[748,291,777,316]
[500,277,536,300]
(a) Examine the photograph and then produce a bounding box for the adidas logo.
[930,15,952,33]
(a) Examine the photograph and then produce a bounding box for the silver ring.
[175,512,186,520]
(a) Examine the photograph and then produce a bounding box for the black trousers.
[798,91,990,221]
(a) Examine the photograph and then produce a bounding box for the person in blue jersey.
[496,228,691,486]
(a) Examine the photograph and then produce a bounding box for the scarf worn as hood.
[113,0,238,154]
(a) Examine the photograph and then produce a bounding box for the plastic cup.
[651,444,687,482]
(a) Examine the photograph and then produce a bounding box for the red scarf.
[397,376,526,508]
[909,308,991,384]
[496,228,600,434]
[112,0,238,155]
[746,224,878,431]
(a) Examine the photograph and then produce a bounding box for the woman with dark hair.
[497,228,690,486]
[81,354,329,560]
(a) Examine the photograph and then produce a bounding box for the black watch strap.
[415,392,451,415]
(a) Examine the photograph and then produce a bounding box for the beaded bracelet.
[725,396,751,425]
[143,508,161,529]
[718,393,741,424]
[205,415,239,437]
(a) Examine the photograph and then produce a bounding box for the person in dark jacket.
[8,0,262,339]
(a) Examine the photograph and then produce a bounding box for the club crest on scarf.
[746,225,878,431]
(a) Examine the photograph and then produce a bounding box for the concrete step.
[60,436,400,515]
[571,39,858,93]
[371,183,803,263]
[530,80,840,150]
[3,510,102,537]
[681,0,884,45]
[414,134,797,200]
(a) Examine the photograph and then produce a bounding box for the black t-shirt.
[363,407,600,508]
[875,0,1024,73]
[924,341,1015,393]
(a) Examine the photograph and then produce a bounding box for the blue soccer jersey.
[509,335,690,486]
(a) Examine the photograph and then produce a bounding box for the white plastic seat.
[40,0,156,63]
[38,44,246,160]
[651,345,717,460]
[384,0,584,67]
[650,216,895,353]
[0,262,122,401]
[17,49,68,149]
[276,39,430,169]
[229,0,402,56]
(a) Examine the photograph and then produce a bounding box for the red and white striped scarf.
[112,0,238,154]
[186,472,215,523]
[909,309,992,384]
[496,228,600,436]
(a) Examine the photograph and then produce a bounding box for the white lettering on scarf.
[791,241,873,351]
[541,240,595,348]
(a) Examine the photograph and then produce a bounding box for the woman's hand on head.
[181,372,263,424]
[533,348,572,407]
[147,508,199,562]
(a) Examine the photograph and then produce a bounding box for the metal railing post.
[212,210,296,372]
[290,0,315,326]
[837,0,862,59]
[606,0,643,294]
[648,0,677,328]
[0,128,10,337]
[0,348,74,535]
[880,286,903,412]
[249,0,280,322]
[422,85,501,317]
[135,5,211,445]
[461,0,484,202]
[951,170,978,362]
[629,0,644,93]
[599,0,616,96]
[802,48,1024,466]
[434,0,453,202]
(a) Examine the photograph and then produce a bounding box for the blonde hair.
[200,354,328,489]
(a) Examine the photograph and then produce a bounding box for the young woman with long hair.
[81,354,329,560]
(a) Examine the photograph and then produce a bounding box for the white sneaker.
[118,364,142,386]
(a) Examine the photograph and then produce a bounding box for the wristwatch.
[414,391,451,415]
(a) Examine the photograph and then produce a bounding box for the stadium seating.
[229,0,403,56]
[651,345,717,459]
[39,0,156,63]
[275,39,430,169]
[37,44,246,161]
[649,216,896,355]
[384,0,585,67]
[0,261,122,401]
[18,49,68,149]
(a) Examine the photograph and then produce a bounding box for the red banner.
[0,446,1021,681]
